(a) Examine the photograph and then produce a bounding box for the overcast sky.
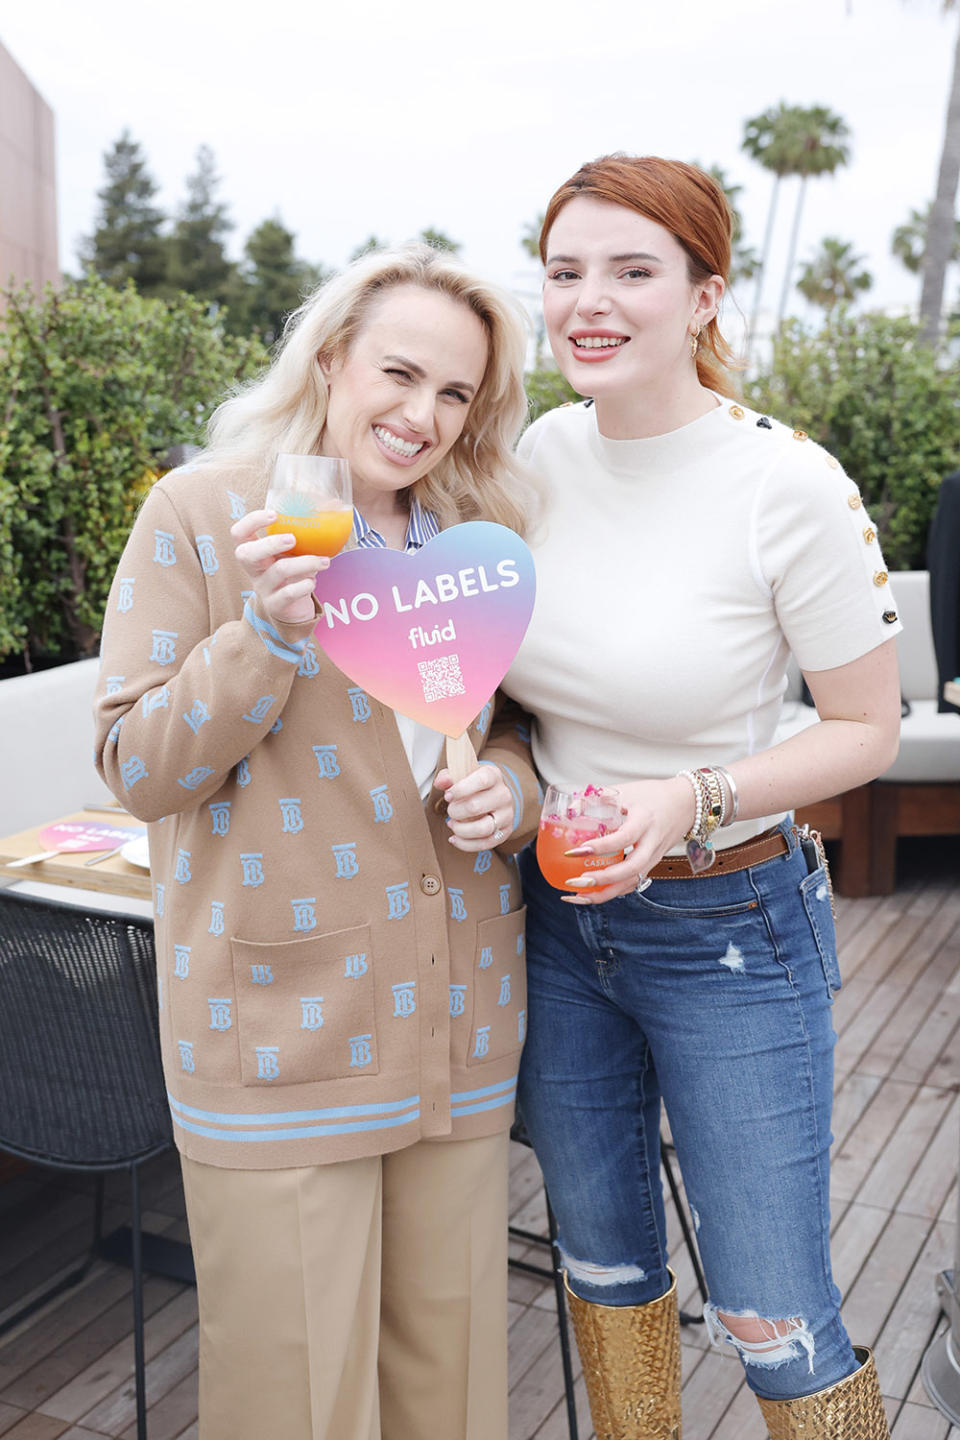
[3,0,957,334]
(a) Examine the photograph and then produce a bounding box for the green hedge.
[0,277,267,668]
[747,312,960,571]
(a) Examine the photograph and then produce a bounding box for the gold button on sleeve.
[873,570,888,587]
[793,429,808,441]
[863,526,876,544]
[847,494,862,510]
[729,405,744,419]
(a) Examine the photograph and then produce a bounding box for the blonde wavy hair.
[201,245,538,536]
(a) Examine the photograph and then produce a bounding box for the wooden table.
[0,807,152,901]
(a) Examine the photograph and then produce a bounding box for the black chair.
[508,1121,708,1440]
[0,890,182,1440]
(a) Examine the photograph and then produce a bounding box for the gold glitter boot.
[563,1269,681,1439]
[755,1347,890,1438]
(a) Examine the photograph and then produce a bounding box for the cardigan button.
[420,874,442,896]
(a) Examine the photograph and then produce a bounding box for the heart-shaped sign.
[313,522,535,736]
[38,822,144,852]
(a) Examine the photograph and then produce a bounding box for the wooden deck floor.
[1,836,958,1440]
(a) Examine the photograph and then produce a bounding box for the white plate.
[120,835,151,870]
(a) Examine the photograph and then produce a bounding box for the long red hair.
[540,155,739,398]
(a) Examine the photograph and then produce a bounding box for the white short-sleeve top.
[504,394,902,849]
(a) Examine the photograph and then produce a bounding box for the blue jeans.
[517,822,857,1401]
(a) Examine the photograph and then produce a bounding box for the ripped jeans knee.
[560,1246,671,1307]
[705,1303,816,1378]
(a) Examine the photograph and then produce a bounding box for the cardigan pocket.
[231,925,379,1085]
[466,907,527,1067]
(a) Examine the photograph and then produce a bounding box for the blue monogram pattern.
[279,797,304,833]
[297,642,320,678]
[183,699,210,735]
[369,785,393,822]
[313,745,340,778]
[210,802,231,836]
[195,535,219,575]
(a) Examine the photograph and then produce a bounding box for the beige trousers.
[180,1131,509,1440]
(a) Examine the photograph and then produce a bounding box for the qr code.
[418,653,466,704]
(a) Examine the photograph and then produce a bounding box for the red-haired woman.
[504,156,899,1439]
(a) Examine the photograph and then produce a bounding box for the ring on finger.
[488,812,505,844]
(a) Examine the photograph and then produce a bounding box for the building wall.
[0,39,58,297]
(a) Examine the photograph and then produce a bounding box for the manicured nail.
[564,845,592,857]
[564,876,596,888]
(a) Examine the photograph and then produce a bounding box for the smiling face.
[542,195,722,434]
[320,284,489,515]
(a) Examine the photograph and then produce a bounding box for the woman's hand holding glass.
[232,455,353,627]
[231,508,332,626]
[437,764,517,852]
[559,776,697,903]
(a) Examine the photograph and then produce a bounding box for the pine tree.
[349,235,390,260]
[417,227,461,254]
[234,217,329,342]
[78,130,169,294]
[166,145,236,309]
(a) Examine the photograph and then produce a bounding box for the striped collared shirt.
[352,494,440,553]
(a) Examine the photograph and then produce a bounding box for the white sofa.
[0,658,111,837]
[0,658,152,915]
[779,571,960,895]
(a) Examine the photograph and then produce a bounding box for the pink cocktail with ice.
[536,786,624,891]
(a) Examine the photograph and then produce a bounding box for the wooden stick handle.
[444,730,477,782]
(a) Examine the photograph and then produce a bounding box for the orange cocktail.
[536,786,624,890]
[265,455,353,559]
[265,506,353,558]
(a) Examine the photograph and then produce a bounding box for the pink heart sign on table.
[313,522,535,737]
[38,822,144,852]
[8,822,146,870]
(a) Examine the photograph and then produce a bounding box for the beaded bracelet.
[677,768,717,874]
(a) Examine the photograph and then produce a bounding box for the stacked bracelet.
[676,765,741,874]
[677,769,717,873]
[714,766,739,826]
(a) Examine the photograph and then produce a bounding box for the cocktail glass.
[264,454,353,558]
[536,785,625,891]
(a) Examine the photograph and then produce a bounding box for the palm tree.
[775,106,852,328]
[917,1,960,341]
[891,203,960,273]
[741,103,808,340]
[796,236,873,311]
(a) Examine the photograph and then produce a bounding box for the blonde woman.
[95,246,541,1440]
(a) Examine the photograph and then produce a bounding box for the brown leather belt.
[646,826,790,881]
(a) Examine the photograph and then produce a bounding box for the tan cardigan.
[94,464,540,1169]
